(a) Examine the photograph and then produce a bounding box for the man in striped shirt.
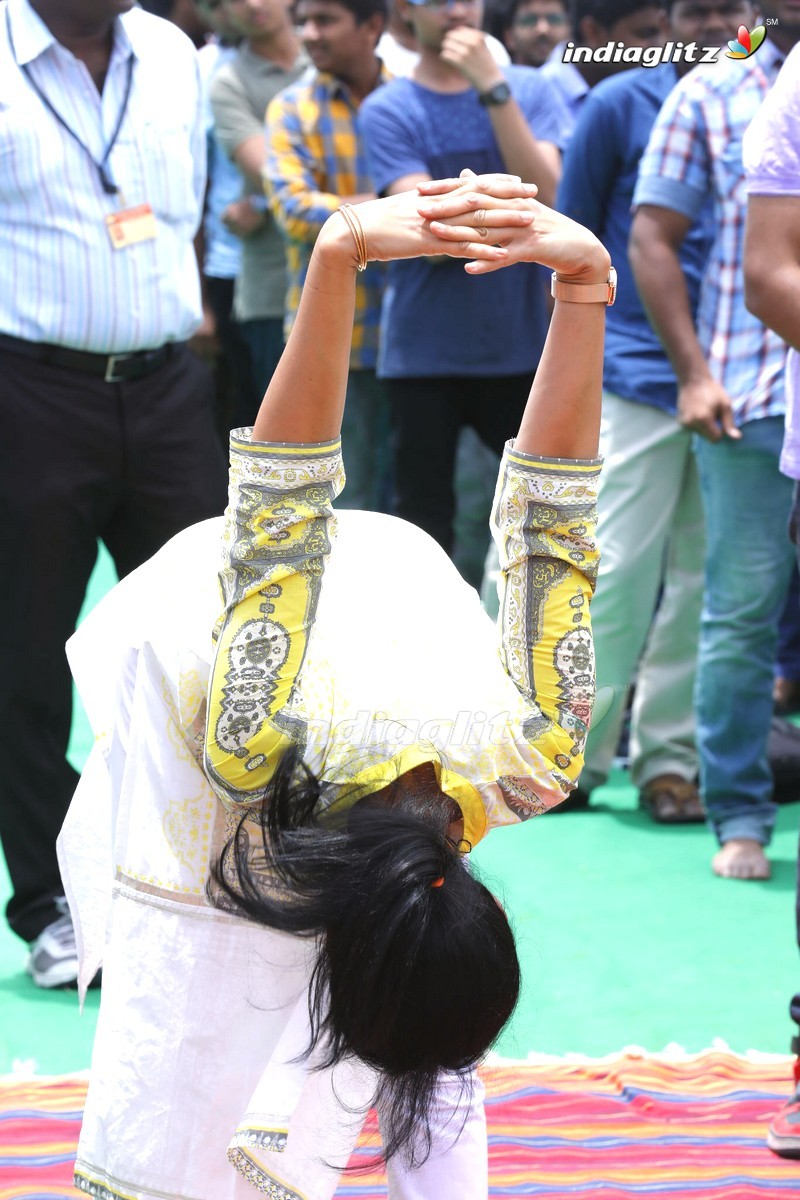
[630,3,800,881]
[0,0,227,986]
[266,0,393,512]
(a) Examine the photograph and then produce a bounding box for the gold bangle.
[339,204,367,271]
[339,203,368,272]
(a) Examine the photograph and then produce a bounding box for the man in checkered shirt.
[629,1,800,882]
[266,0,393,513]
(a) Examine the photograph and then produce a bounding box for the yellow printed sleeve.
[204,431,345,807]
[491,443,601,801]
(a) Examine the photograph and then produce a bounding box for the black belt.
[0,333,174,382]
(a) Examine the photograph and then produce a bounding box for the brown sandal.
[639,775,705,823]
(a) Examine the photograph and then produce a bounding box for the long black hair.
[211,746,521,1166]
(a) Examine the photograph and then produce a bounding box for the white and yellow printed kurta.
[206,432,600,843]
[58,430,600,1200]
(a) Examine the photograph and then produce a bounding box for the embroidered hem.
[75,1170,140,1200]
[230,1126,289,1154]
[227,1148,306,1199]
[74,1163,207,1200]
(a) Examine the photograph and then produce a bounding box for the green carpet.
[1,546,798,1074]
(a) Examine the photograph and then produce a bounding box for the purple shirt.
[745,44,800,479]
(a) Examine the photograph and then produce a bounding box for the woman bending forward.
[59,172,612,1200]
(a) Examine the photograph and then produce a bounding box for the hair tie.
[431,876,444,889]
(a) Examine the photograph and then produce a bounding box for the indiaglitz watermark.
[563,39,723,65]
[562,22,770,66]
[234,690,622,757]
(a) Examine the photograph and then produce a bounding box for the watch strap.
[551,267,617,307]
[478,81,512,107]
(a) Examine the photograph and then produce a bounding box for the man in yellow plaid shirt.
[266,0,393,511]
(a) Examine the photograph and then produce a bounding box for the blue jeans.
[694,416,794,846]
[777,563,800,680]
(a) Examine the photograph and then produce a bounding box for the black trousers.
[205,274,253,446]
[0,344,228,941]
[386,373,533,554]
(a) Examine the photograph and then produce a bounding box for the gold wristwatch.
[551,267,617,307]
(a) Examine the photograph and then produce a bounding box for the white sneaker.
[26,900,78,988]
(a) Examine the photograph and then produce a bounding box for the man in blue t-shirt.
[556,0,748,822]
[360,0,563,554]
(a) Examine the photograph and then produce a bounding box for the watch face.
[481,82,512,105]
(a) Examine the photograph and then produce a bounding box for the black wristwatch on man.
[478,81,512,107]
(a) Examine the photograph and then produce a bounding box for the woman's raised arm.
[417,172,612,461]
[254,172,611,457]
[411,173,613,811]
[251,177,538,444]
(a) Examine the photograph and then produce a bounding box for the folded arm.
[438,30,560,205]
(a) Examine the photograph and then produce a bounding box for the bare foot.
[712,839,771,881]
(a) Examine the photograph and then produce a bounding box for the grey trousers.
[580,392,705,791]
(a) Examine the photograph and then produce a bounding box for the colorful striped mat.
[2,1051,799,1199]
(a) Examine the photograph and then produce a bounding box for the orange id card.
[106,203,157,249]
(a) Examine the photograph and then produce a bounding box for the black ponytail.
[211,746,521,1166]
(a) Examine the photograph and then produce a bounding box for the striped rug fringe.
[2,1049,798,1198]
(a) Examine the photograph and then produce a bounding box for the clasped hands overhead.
[325,168,611,285]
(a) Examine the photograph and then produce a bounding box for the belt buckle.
[104,353,132,383]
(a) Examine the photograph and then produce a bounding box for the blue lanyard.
[6,6,134,196]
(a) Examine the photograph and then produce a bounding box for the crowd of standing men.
[2,0,800,1158]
